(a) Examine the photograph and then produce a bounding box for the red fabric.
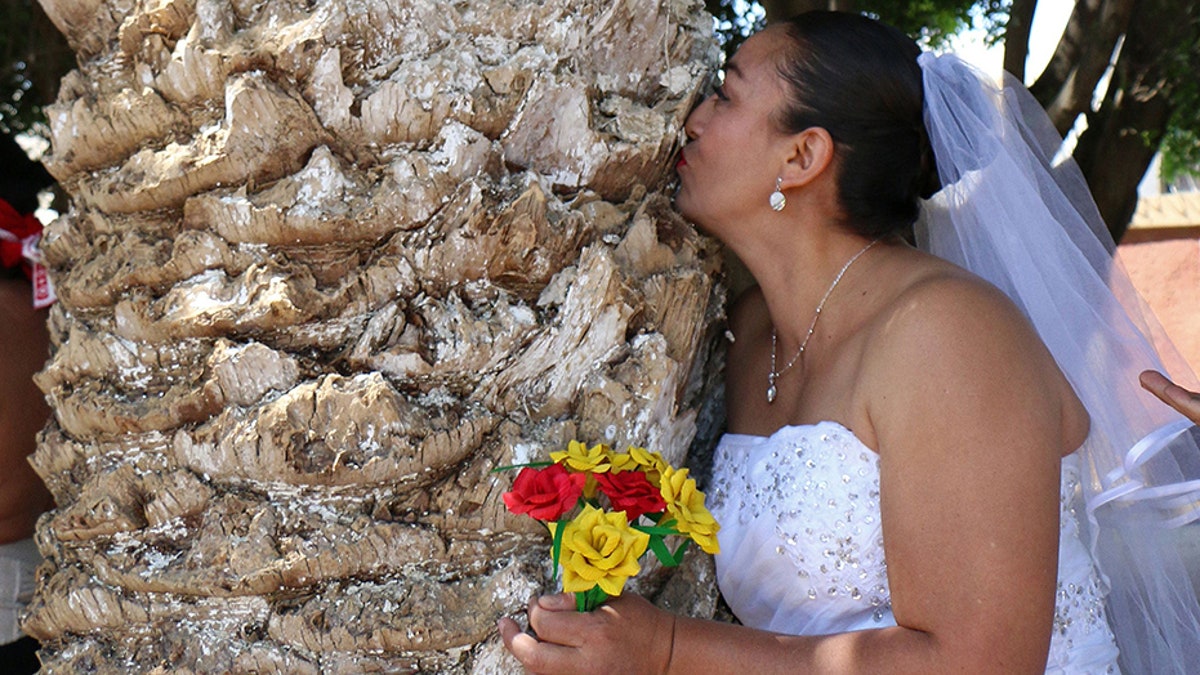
[0,199,42,270]
[0,198,55,307]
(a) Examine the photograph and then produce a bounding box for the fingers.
[529,595,589,647]
[499,615,579,674]
[1141,370,1200,424]
[498,616,527,649]
[537,593,575,611]
[499,593,667,674]
[1140,369,1171,396]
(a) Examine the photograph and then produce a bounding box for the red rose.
[594,470,666,521]
[503,464,586,521]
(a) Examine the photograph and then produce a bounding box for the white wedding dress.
[709,421,1122,674]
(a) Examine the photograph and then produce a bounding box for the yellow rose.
[554,504,650,596]
[612,446,669,487]
[551,440,613,473]
[659,466,721,555]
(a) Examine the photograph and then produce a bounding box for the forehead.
[725,28,789,88]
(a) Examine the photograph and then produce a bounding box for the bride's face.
[676,28,795,235]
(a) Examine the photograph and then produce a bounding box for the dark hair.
[774,11,939,238]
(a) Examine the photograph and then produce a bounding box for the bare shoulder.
[869,264,1041,364]
[860,261,1088,454]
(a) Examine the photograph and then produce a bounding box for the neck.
[736,222,881,355]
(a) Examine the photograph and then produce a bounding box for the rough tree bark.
[24,0,726,671]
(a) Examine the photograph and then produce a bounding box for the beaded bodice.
[708,421,1120,673]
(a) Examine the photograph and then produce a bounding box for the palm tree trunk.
[25,0,725,671]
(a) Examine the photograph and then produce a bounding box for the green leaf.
[550,520,567,582]
[632,524,680,537]
[577,586,609,612]
[671,538,691,566]
[646,536,690,567]
[648,535,676,566]
[489,461,554,473]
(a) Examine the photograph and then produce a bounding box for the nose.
[684,95,711,140]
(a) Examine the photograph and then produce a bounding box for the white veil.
[916,52,1200,674]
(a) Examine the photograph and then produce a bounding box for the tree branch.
[1031,0,1135,135]
[1073,0,1194,241]
[1029,0,1089,100]
[1003,0,1037,81]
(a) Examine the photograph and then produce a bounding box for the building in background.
[1119,159,1200,378]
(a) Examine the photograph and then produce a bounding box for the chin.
[675,203,720,239]
[673,188,703,225]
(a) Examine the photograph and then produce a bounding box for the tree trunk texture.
[1072,0,1200,242]
[1001,0,1036,83]
[1028,0,1135,137]
[24,0,727,672]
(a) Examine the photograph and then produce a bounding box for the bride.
[500,11,1200,673]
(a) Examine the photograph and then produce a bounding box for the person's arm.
[0,278,53,544]
[1140,370,1200,425]
[500,276,1078,674]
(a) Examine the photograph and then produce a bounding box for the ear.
[776,127,835,190]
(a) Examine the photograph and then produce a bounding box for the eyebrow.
[724,61,743,80]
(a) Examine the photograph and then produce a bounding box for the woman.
[500,12,1200,673]
[0,276,52,675]
[0,134,56,673]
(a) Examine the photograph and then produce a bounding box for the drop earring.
[769,177,786,211]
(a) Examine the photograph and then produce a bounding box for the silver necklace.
[767,238,881,404]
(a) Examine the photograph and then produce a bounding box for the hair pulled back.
[774,11,940,238]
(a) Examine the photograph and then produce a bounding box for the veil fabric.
[916,52,1200,674]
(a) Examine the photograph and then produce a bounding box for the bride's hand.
[1140,370,1200,425]
[498,592,675,674]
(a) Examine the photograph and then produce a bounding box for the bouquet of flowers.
[498,440,720,611]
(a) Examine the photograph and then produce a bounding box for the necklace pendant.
[763,238,880,408]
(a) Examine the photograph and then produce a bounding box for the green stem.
[575,586,609,612]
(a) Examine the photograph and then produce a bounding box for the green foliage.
[0,0,72,135]
[706,0,1006,52]
[865,0,1008,48]
[1161,129,1200,184]
[1157,9,1200,182]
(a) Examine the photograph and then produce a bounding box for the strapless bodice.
[709,421,1120,673]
